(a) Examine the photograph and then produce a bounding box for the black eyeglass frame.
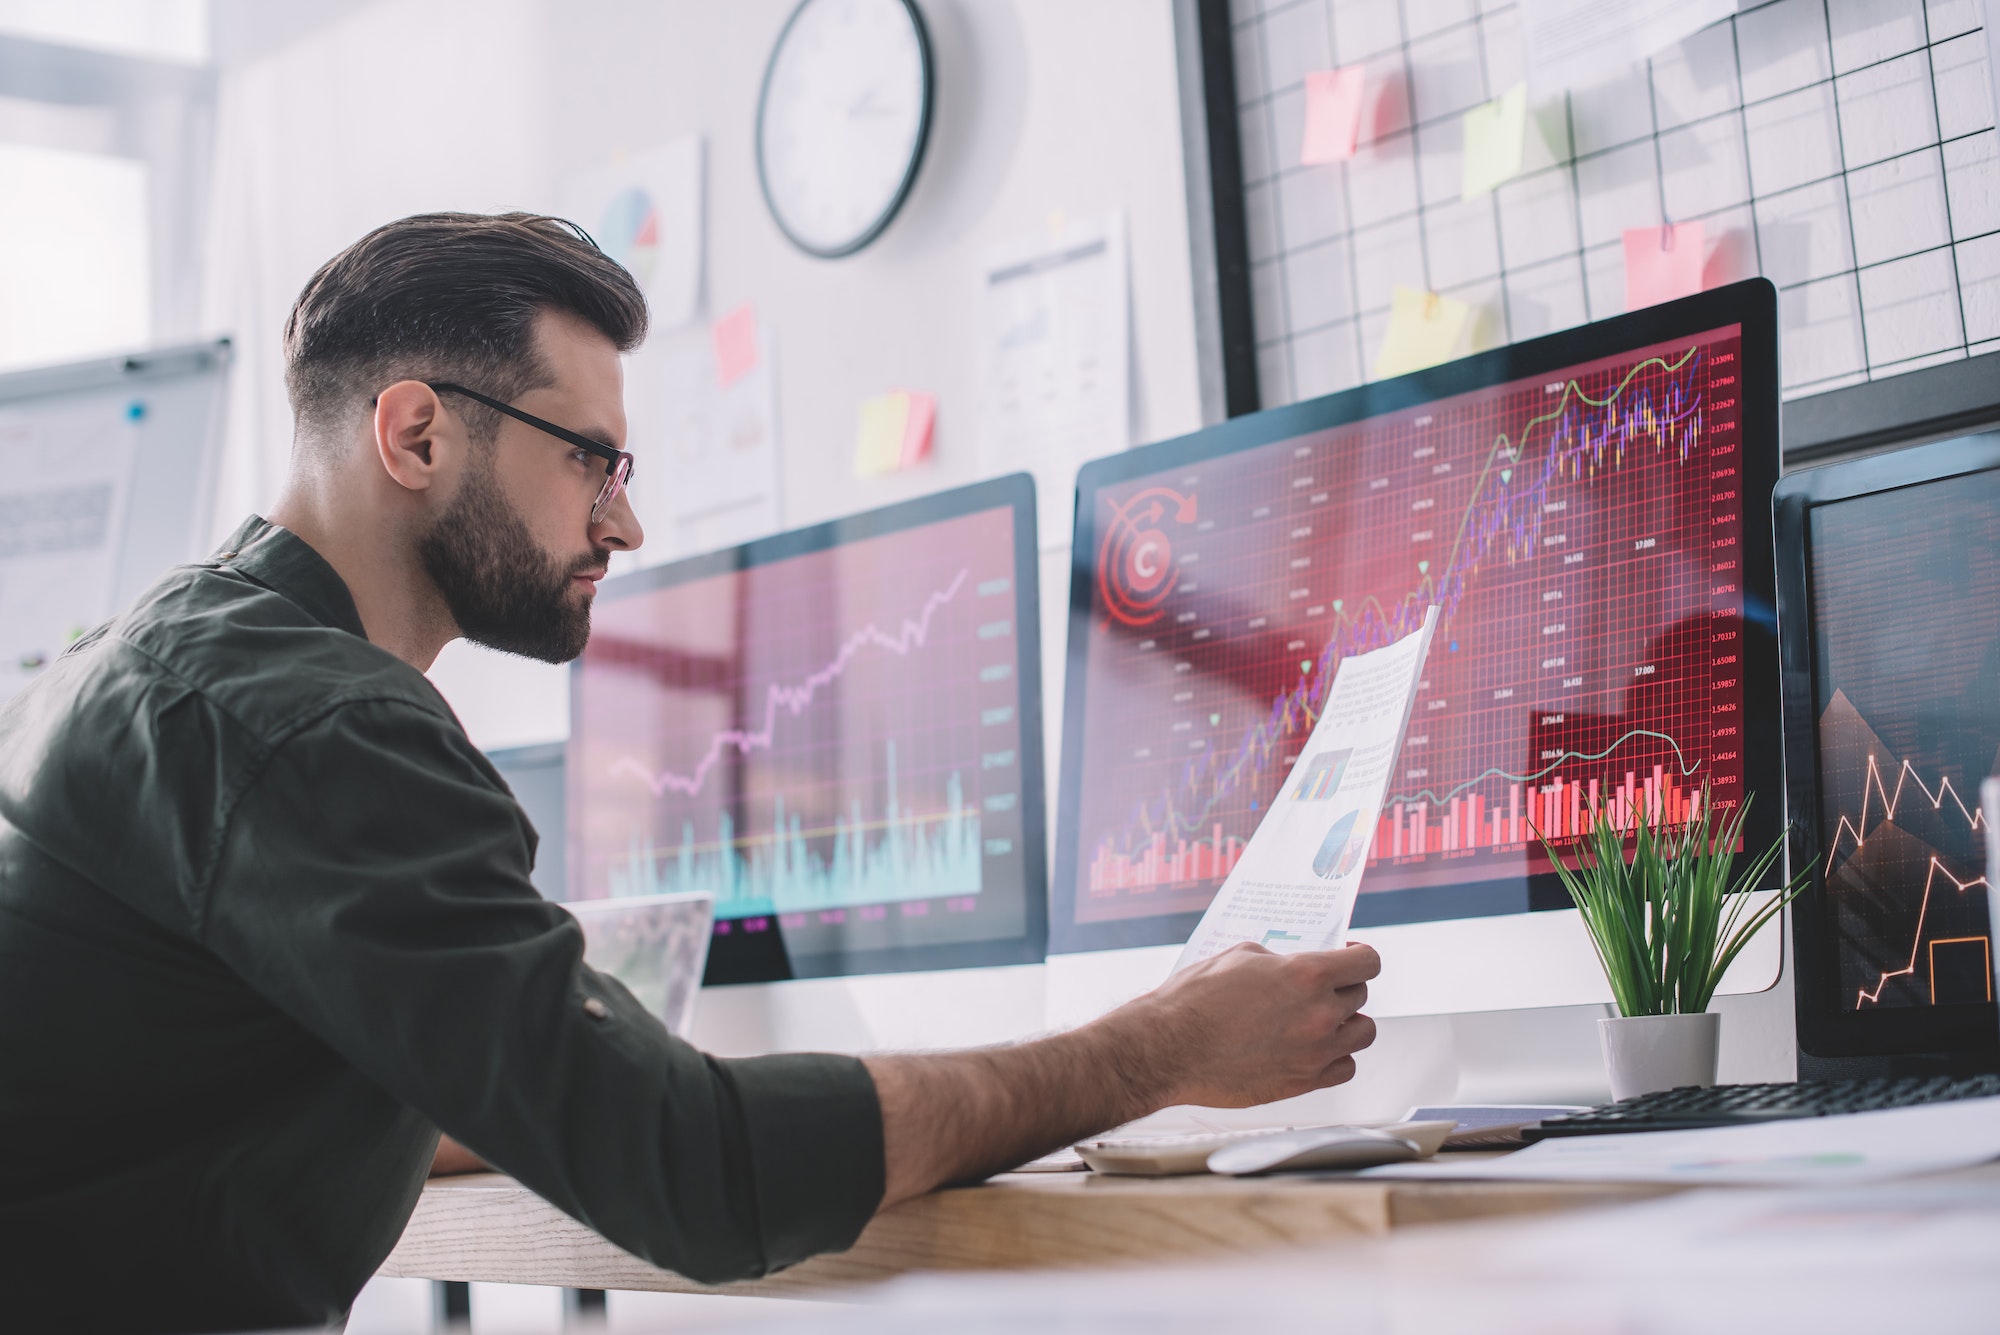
[428,382,635,524]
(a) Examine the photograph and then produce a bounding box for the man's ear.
[373,381,465,496]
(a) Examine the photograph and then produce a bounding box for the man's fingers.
[1311,1054,1358,1090]
[1337,942,1382,981]
[1290,942,1381,989]
[1340,1012,1378,1054]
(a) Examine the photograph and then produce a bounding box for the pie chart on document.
[598,186,660,287]
[1311,809,1361,880]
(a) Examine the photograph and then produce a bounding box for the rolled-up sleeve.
[195,697,885,1283]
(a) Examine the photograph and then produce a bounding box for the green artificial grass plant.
[1537,785,1809,1018]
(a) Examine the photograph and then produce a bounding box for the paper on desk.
[1520,0,1736,95]
[1175,607,1439,972]
[1363,1096,2000,1185]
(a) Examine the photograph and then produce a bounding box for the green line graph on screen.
[609,740,982,920]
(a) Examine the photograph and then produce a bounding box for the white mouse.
[1205,1125,1421,1176]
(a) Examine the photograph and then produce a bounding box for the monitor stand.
[689,964,1047,1058]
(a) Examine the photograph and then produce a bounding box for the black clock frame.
[755,0,935,260]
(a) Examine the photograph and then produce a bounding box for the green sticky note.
[1462,82,1527,200]
[1374,286,1473,379]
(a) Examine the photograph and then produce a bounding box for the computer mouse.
[1205,1125,1421,1176]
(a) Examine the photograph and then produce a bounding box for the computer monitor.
[1774,432,2000,1071]
[484,741,565,901]
[1050,280,1787,1022]
[568,473,1047,989]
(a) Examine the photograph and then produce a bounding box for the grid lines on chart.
[1070,330,1744,919]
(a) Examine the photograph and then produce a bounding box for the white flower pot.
[1598,1012,1720,1102]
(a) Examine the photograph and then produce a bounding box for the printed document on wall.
[0,399,139,702]
[1176,607,1440,971]
[618,323,782,571]
[560,136,705,331]
[1520,0,1736,95]
[978,212,1130,547]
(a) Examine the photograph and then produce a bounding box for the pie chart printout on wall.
[600,187,661,288]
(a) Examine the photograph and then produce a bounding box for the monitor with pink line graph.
[569,474,1047,983]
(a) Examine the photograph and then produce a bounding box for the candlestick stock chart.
[1070,329,1749,927]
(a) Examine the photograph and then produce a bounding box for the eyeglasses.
[428,382,635,525]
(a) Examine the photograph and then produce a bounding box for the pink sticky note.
[1300,67,1367,165]
[711,302,758,388]
[899,390,936,470]
[1623,222,1706,311]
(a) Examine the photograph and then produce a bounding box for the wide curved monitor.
[1052,281,1784,964]
[570,474,1047,982]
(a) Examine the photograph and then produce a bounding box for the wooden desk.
[378,1169,1676,1297]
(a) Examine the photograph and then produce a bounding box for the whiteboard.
[0,341,229,703]
[1229,0,2000,405]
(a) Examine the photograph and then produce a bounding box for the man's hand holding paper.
[1176,607,1440,971]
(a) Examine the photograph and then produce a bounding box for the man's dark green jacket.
[0,517,885,1333]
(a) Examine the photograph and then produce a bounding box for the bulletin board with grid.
[1228,0,2000,406]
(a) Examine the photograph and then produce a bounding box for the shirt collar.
[213,516,369,640]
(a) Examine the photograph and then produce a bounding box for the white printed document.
[1175,607,1439,971]
[976,213,1130,548]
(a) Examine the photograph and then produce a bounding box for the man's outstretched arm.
[865,941,1379,1205]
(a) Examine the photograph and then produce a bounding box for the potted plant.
[1538,785,1807,1101]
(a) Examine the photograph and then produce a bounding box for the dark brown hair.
[283,211,648,443]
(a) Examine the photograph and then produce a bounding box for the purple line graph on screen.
[608,568,971,799]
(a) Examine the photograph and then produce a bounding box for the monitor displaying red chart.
[1052,283,1783,952]
[571,476,1047,982]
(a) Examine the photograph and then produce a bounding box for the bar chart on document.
[571,505,1032,956]
[1072,329,1748,925]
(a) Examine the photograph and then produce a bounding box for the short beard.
[419,457,600,664]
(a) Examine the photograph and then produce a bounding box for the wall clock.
[755,0,934,258]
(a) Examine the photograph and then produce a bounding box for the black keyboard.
[1524,1073,2000,1139]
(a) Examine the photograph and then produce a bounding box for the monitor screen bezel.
[571,472,1050,983]
[1052,278,1784,954]
[1775,431,2000,1060]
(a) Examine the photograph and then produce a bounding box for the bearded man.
[0,213,1379,1333]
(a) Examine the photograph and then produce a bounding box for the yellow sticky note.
[1461,83,1527,200]
[1373,286,1473,380]
[854,392,908,477]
